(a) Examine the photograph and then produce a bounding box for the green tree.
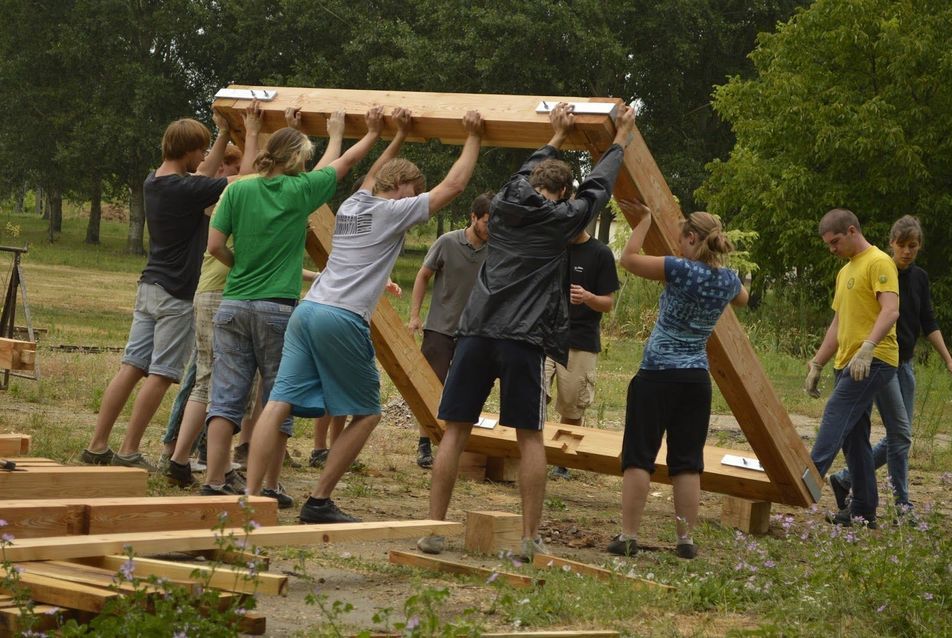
[698,0,952,330]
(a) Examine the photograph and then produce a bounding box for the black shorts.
[421,330,456,383]
[621,368,711,475]
[438,335,546,431]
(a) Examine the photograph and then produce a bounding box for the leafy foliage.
[698,0,952,331]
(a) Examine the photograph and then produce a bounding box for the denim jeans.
[832,360,914,505]
[162,351,197,446]
[811,360,897,520]
[206,299,295,436]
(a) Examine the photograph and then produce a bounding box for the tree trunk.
[50,190,63,233]
[127,179,146,255]
[36,186,47,218]
[86,177,102,245]
[436,213,444,238]
[596,207,614,245]
[14,183,25,214]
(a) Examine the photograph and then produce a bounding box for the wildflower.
[0,519,6,527]
[119,559,135,580]
[923,592,934,601]
[248,520,261,530]
[406,615,420,630]
[916,521,929,532]
[486,571,499,584]
[763,560,776,568]
[877,604,886,613]
[1,533,14,543]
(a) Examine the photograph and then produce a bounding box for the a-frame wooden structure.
[213,86,821,508]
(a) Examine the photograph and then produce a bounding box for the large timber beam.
[242,84,818,506]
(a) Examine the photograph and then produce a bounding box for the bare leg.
[329,416,345,446]
[170,400,207,464]
[311,415,381,499]
[621,467,651,537]
[117,374,174,456]
[88,364,144,451]
[263,433,289,490]
[246,401,292,494]
[204,416,236,486]
[427,421,473,520]
[313,415,331,449]
[515,429,547,539]
[240,378,265,445]
[671,472,700,541]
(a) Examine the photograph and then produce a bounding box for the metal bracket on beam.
[214,88,277,101]
[802,467,822,503]
[535,101,617,117]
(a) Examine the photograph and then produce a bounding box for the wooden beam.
[532,554,674,592]
[0,570,119,613]
[0,502,76,538]
[0,434,30,456]
[2,520,463,562]
[0,604,76,636]
[213,85,619,152]
[72,555,287,597]
[0,338,35,372]
[14,561,186,595]
[464,511,522,555]
[389,551,538,588]
[0,467,147,500]
[720,497,771,535]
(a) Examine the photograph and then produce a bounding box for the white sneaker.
[520,537,548,562]
[417,534,445,555]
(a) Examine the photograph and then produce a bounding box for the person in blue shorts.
[244,107,486,524]
[608,201,748,559]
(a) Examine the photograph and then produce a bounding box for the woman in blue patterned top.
[609,200,749,559]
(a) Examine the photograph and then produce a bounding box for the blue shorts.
[270,301,380,418]
[206,299,294,436]
[438,336,546,431]
[121,282,194,381]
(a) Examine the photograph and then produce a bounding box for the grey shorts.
[190,290,223,404]
[121,282,194,381]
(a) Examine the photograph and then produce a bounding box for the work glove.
[804,360,824,398]
[848,340,877,381]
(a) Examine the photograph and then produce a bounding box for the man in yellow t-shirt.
[804,208,900,529]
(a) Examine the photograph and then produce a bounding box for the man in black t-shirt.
[544,229,619,478]
[81,111,247,471]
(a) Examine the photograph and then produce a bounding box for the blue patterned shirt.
[641,256,742,370]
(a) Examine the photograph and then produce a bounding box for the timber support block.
[458,452,488,481]
[486,456,520,482]
[464,510,522,555]
[720,496,771,535]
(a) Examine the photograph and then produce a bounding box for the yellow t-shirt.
[832,245,899,369]
[196,247,230,294]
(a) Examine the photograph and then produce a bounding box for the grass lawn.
[1,206,950,637]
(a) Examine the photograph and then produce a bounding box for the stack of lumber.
[0,434,147,499]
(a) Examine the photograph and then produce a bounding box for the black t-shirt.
[896,264,939,362]
[139,171,228,300]
[567,236,619,352]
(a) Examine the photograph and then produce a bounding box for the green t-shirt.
[211,168,337,300]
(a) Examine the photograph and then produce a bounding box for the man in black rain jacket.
[418,101,637,559]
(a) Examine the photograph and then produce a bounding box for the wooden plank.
[189,547,271,569]
[238,610,267,635]
[532,554,674,592]
[0,338,35,372]
[15,561,186,595]
[0,570,119,613]
[0,457,59,466]
[72,555,287,597]
[84,495,278,534]
[0,467,147,500]
[213,85,619,151]
[0,604,75,636]
[0,502,76,538]
[389,551,538,588]
[0,434,30,456]
[1,520,463,562]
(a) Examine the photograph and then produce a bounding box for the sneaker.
[200,483,238,496]
[519,537,548,562]
[829,474,851,511]
[158,453,171,473]
[224,469,246,493]
[190,457,207,473]
[416,534,445,555]
[416,446,433,469]
[80,448,114,466]
[309,448,329,468]
[299,499,361,524]
[675,542,698,559]
[233,442,249,469]
[111,452,158,472]
[165,459,196,488]
[262,484,294,510]
[607,534,638,557]
[549,466,571,480]
[825,508,878,529]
